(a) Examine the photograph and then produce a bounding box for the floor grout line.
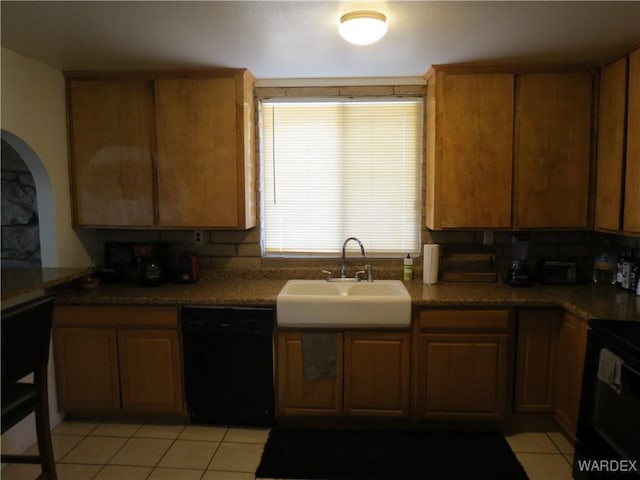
[6,422,575,480]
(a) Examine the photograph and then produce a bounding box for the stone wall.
[1,139,41,267]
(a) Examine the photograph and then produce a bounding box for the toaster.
[175,252,199,283]
[537,259,578,285]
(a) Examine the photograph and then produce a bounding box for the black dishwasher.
[181,306,275,426]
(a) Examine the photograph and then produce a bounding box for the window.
[261,97,423,256]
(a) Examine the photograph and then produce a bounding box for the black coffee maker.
[133,242,171,286]
[508,234,532,287]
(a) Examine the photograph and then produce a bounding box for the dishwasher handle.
[181,306,274,335]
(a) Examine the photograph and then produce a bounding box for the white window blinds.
[261,98,423,256]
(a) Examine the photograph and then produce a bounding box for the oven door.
[575,327,640,479]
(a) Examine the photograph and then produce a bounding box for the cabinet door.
[118,329,184,415]
[428,73,514,228]
[54,327,120,412]
[554,312,588,441]
[624,49,640,234]
[595,58,627,232]
[514,73,593,228]
[276,332,343,416]
[514,309,561,413]
[416,333,507,420]
[155,76,252,228]
[68,80,155,227]
[344,332,410,417]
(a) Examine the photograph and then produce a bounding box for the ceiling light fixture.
[339,10,388,46]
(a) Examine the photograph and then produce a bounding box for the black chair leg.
[34,368,57,480]
[1,296,57,480]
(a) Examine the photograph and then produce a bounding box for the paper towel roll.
[423,244,439,284]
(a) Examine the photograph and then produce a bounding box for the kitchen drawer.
[54,305,178,328]
[418,309,509,331]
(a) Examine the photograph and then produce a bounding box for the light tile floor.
[507,432,575,480]
[2,422,575,480]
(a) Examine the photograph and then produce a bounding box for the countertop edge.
[51,278,640,322]
[1,267,93,304]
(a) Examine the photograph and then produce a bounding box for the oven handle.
[622,361,640,377]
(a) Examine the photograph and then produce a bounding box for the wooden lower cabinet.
[276,330,410,418]
[276,331,343,416]
[117,329,183,414]
[514,309,562,413]
[415,310,509,420]
[344,332,410,417]
[554,312,588,440]
[53,306,185,417]
[54,327,121,412]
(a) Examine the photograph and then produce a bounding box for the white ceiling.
[2,1,639,82]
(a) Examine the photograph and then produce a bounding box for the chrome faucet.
[340,237,366,278]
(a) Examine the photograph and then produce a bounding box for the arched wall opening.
[0,131,65,461]
[2,129,58,267]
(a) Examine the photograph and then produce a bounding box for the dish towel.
[597,347,623,394]
[301,333,336,380]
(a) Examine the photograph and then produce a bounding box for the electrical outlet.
[482,230,494,246]
[194,230,204,245]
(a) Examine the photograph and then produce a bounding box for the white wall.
[0,48,94,459]
[1,47,94,267]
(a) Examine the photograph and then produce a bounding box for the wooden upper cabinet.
[624,49,640,234]
[514,73,593,228]
[68,80,155,227]
[426,70,514,229]
[594,58,627,232]
[155,74,255,228]
[66,69,256,229]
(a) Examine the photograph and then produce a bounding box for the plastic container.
[593,252,616,284]
[403,254,413,281]
[622,248,636,290]
[630,263,639,293]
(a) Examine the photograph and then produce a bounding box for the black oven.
[574,320,640,479]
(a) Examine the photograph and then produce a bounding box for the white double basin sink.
[276,279,411,328]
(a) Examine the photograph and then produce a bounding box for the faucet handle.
[322,270,334,282]
[365,264,374,282]
[355,270,366,282]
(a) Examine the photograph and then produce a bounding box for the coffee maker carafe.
[133,242,170,286]
[508,234,532,287]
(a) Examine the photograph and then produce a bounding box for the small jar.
[593,252,615,285]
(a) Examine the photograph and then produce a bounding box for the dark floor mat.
[256,428,529,480]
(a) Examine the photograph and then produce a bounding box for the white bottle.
[403,254,413,281]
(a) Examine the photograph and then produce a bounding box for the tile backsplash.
[94,228,639,281]
[91,81,640,279]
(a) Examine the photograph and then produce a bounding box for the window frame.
[256,86,426,259]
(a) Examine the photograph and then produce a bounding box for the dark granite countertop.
[53,269,640,322]
[405,281,640,321]
[1,267,93,303]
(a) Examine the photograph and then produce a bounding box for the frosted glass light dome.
[339,11,388,46]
